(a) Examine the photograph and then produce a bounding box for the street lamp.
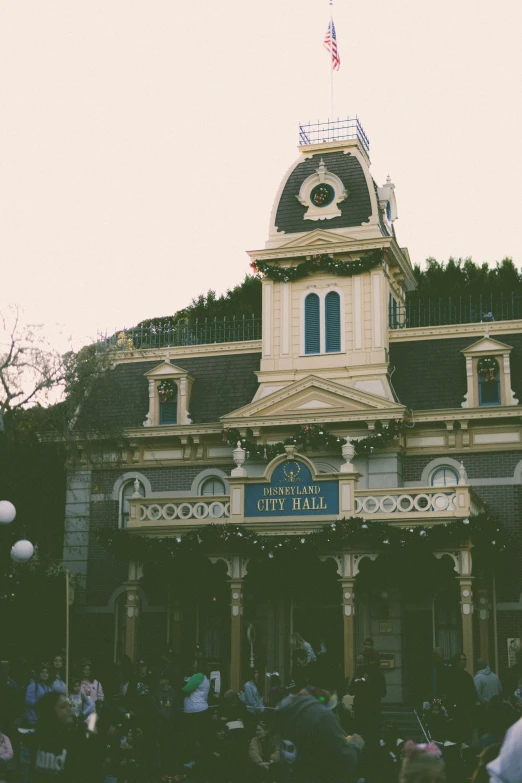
[0,499,35,561]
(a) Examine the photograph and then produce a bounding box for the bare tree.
[0,305,68,414]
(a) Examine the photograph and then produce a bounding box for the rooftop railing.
[98,315,262,352]
[299,117,370,155]
[389,293,522,330]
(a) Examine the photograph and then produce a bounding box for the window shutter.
[160,400,178,424]
[304,293,320,354]
[325,291,341,352]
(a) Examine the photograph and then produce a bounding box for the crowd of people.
[0,639,521,782]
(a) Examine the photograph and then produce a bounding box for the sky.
[1,0,521,352]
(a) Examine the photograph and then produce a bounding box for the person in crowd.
[446,652,477,742]
[248,720,280,781]
[68,677,95,726]
[27,691,95,781]
[348,652,386,745]
[0,726,14,778]
[362,637,380,668]
[267,673,285,708]
[182,658,210,768]
[474,658,502,704]
[241,668,265,715]
[504,647,522,705]
[50,655,66,695]
[25,664,53,726]
[289,650,310,694]
[399,740,445,783]
[276,670,364,783]
[487,716,522,783]
[290,632,316,664]
[217,690,249,782]
[151,671,180,776]
[80,659,104,706]
[425,699,452,744]
[125,660,152,718]
[431,648,449,701]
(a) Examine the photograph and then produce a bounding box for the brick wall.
[91,464,234,497]
[403,451,522,482]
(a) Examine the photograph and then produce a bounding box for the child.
[80,659,104,705]
[69,677,95,724]
[399,740,445,783]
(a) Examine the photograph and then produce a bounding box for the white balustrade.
[355,489,457,516]
[129,497,230,525]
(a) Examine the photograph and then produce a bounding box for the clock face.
[310,183,335,207]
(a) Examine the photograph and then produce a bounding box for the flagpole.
[329,0,334,121]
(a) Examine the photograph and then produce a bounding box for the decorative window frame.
[190,468,230,496]
[143,360,194,426]
[112,472,151,529]
[377,176,398,231]
[296,159,348,221]
[300,284,345,356]
[461,336,518,409]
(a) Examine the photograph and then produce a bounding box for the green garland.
[250,249,386,283]
[97,514,511,569]
[222,420,403,460]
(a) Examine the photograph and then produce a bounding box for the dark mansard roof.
[274,150,390,237]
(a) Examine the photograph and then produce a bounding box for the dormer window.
[143,361,194,427]
[158,380,178,423]
[461,336,518,409]
[478,357,500,406]
[303,288,343,356]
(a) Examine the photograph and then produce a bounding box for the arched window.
[430,467,459,487]
[304,293,320,354]
[120,479,145,528]
[200,477,226,496]
[325,291,341,353]
[158,380,178,424]
[478,357,500,406]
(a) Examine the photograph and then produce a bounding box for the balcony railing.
[389,294,522,329]
[127,496,230,527]
[354,485,483,521]
[97,315,262,352]
[127,485,482,529]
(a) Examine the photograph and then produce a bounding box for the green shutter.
[160,400,178,424]
[325,291,341,352]
[305,293,320,354]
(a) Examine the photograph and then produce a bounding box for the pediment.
[277,228,354,249]
[222,375,404,421]
[144,361,194,379]
[462,336,513,356]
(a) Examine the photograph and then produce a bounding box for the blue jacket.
[25,681,52,725]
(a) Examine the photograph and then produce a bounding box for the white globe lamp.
[0,500,16,524]
[11,539,35,563]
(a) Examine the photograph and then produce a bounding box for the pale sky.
[1,1,521,352]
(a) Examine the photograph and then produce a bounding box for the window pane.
[431,468,458,487]
[160,400,178,424]
[201,478,226,496]
[304,293,320,354]
[325,291,341,353]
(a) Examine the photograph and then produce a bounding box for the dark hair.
[364,637,374,646]
[35,691,67,734]
[451,652,465,666]
[270,674,281,686]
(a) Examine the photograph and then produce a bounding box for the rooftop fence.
[298,117,370,155]
[389,293,522,329]
[98,315,262,352]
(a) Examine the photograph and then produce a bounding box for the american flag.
[323,19,340,71]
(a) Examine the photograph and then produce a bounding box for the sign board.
[508,638,520,668]
[244,458,339,518]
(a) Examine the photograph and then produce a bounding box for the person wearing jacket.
[487,716,522,783]
[25,665,53,726]
[276,676,364,783]
[240,669,264,714]
[474,658,502,704]
[182,659,211,768]
[290,633,317,664]
[0,728,14,778]
[50,655,66,695]
[248,721,280,781]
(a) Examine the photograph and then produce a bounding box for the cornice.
[411,406,522,423]
[389,319,522,343]
[109,340,262,367]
